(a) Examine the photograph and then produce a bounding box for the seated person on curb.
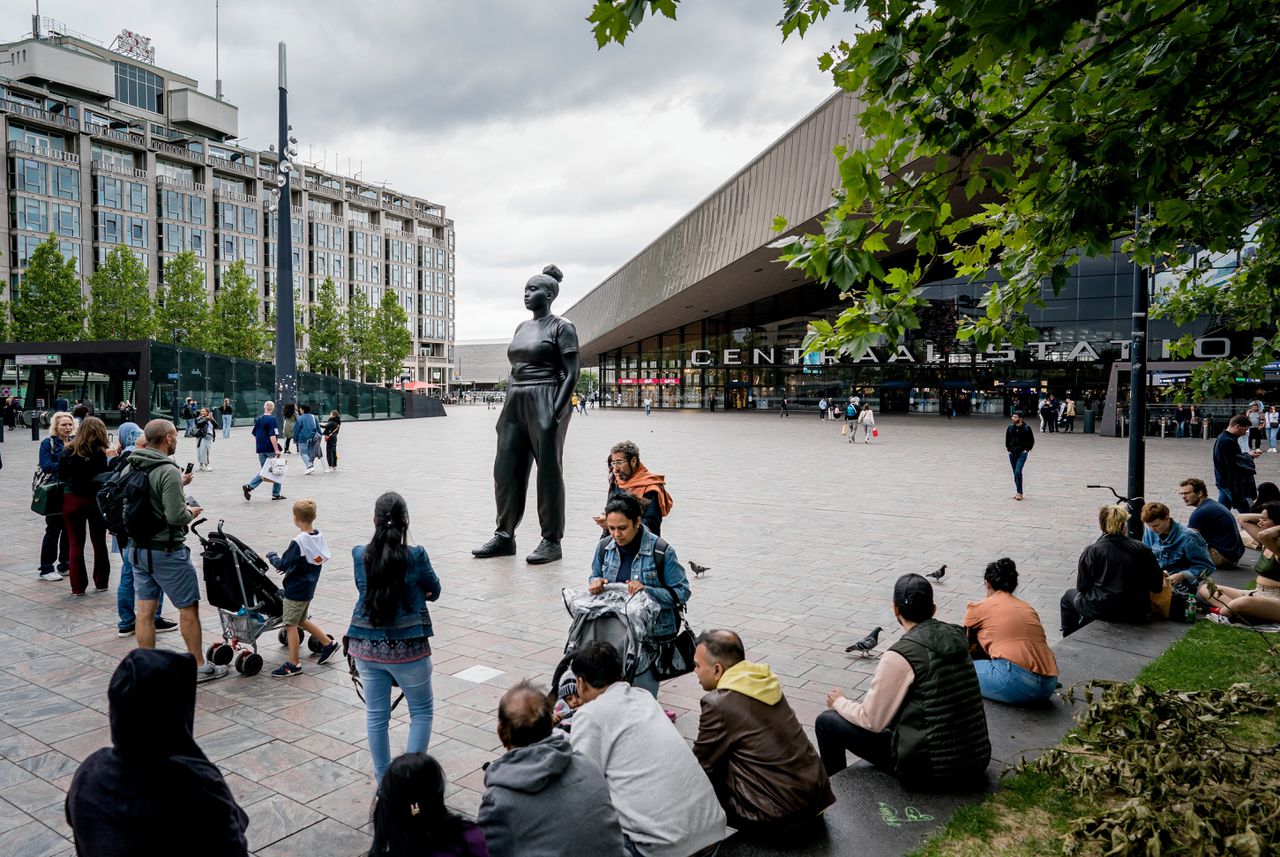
[1200,501,1280,625]
[265,499,340,677]
[571,641,726,857]
[596,441,673,536]
[588,493,691,698]
[65,649,249,857]
[692,630,834,835]
[815,575,991,789]
[1178,478,1245,568]
[962,558,1059,705]
[1062,504,1164,637]
[478,680,623,857]
[1141,501,1215,594]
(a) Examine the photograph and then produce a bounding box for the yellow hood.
[718,661,782,705]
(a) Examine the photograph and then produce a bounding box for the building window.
[97,177,124,209]
[127,182,148,213]
[53,166,80,201]
[7,123,66,151]
[113,61,165,113]
[12,158,47,195]
[91,143,135,171]
[190,228,206,256]
[190,196,206,225]
[242,207,257,235]
[128,217,148,248]
[53,204,80,238]
[14,196,49,233]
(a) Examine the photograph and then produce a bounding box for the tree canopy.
[345,288,376,381]
[11,235,84,342]
[305,277,347,376]
[588,0,1280,397]
[209,260,268,359]
[372,289,414,384]
[88,245,153,341]
[154,251,211,350]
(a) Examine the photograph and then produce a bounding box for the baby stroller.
[194,519,284,677]
[553,584,659,693]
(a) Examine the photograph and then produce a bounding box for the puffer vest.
[888,619,991,786]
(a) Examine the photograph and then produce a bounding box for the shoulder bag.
[650,537,697,681]
[31,459,63,516]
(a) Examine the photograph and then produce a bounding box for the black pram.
[194,519,284,676]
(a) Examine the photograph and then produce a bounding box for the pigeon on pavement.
[689,562,710,578]
[845,626,883,656]
[927,564,946,581]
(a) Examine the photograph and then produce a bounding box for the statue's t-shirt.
[507,315,579,382]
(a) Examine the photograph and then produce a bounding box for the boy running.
[266,499,339,677]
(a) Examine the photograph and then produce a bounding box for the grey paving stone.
[257,817,371,857]
[0,821,71,857]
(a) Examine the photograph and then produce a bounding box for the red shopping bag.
[872,427,879,437]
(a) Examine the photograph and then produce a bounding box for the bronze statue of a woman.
[472,265,580,564]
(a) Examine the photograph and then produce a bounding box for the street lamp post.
[172,327,187,424]
[1127,206,1149,538]
[274,41,297,409]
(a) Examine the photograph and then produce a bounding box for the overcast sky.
[20,1,849,338]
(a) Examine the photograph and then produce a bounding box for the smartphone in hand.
[185,462,194,474]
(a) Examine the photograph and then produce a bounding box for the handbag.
[31,468,63,515]
[841,422,849,436]
[872,427,879,437]
[258,457,287,484]
[650,538,697,681]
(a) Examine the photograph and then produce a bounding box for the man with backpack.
[112,420,226,682]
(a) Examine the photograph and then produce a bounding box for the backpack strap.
[650,536,684,613]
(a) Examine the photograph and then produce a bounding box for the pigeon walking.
[689,562,710,578]
[845,626,883,656]
[927,564,946,581]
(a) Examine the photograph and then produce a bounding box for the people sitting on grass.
[815,574,991,789]
[479,680,623,857]
[1200,502,1280,625]
[962,558,1059,705]
[1061,504,1164,637]
[692,629,834,835]
[1242,482,1280,549]
[1141,501,1215,594]
[570,641,726,857]
[65,649,249,857]
[1177,478,1244,568]
[371,753,489,857]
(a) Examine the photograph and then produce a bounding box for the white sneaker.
[204,465,213,471]
[304,466,315,475]
[39,570,64,582]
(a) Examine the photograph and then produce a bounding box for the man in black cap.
[814,574,990,789]
[1005,410,1036,501]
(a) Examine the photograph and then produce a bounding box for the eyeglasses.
[607,459,628,469]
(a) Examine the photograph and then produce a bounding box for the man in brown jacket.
[693,630,835,834]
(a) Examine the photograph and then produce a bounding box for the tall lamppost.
[1126,206,1149,537]
[172,327,187,423]
[274,41,297,409]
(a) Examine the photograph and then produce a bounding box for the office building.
[1,18,456,394]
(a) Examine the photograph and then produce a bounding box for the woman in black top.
[1060,503,1163,636]
[60,416,117,595]
[322,410,341,471]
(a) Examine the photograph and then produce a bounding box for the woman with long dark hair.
[369,753,488,857]
[60,415,116,594]
[322,410,341,472]
[347,492,441,783]
[281,402,297,453]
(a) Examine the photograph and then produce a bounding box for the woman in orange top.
[962,558,1059,705]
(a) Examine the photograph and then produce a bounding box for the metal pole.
[1127,206,1148,537]
[275,42,297,408]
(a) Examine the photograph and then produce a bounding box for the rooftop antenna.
[33,0,41,38]
[215,0,223,100]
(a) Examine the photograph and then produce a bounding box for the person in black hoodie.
[65,648,249,856]
[1005,410,1035,501]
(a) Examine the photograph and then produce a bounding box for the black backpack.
[96,454,178,543]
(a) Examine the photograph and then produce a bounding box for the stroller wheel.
[205,644,219,662]
[211,644,235,666]
[242,653,263,676]
[277,629,290,646]
[307,635,327,654]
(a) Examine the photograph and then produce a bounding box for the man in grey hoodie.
[478,680,625,857]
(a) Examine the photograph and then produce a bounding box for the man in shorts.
[129,419,227,682]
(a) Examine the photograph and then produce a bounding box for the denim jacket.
[1142,520,1214,583]
[39,436,65,475]
[591,527,690,638]
[346,544,441,641]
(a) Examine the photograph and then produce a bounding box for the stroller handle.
[190,517,208,534]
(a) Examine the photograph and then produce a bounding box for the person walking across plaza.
[1247,404,1264,451]
[348,492,441,783]
[36,411,73,582]
[294,403,320,475]
[280,402,297,454]
[596,440,673,536]
[242,401,284,501]
[1063,398,1077,433]
[1267,405,1279,453]
[818,397,828,420]
[856,402,876,443]
[219,397,234,438]
[59,416,116,596]
[815,574,990,788]
[109,423,178,638]
[127,420,227,682]
[322,409,341,472]
[1214,414,1261,512]
[779,396,789,417]
[844,398,857,441]
[643,396,653,416]
[266,499,339,677]
[194,407,214,471]
[1005,410,1035,501]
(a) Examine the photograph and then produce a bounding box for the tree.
[305,277,346,376]
[590,0,1280,397]
[11,234,84,342]
[88,245,153,340]
[345,287,376,381]
[154,250,211,350]
[372,289,413,384]
[576,369,599,395]
[209,260,268,359]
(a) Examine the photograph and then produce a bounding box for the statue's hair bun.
[542,264,564,282]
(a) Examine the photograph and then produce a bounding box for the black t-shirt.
[615,537,641,583]
[506,315,578,382]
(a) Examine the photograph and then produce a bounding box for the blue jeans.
[1269,426,1278,450]
[973,658,1057,705]
[296,437,314,470]
[221,413,232,438]
[185,418,195,434]
[246,453,282,497]
[115,537,163,630]
[1008,451,1028,494]
[355,654,435,783]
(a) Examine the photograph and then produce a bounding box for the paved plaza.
[0,407,1260,856]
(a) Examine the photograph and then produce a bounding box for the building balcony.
[88,125,146,148]
[209,157,258,178]
[156,174,206,193]
[307,210,344,225]
[384,227,415,241]
[213,187,257,203]
[417,213,447,228]
[168,88,238,140]
[6,139,80,164]
[89,160,148,179]
[0,97,80,132]
[153,140,206,165]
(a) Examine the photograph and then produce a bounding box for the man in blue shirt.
[1213,415,1261,512]
[241,401,283,501]
[1140,502,1214,593]
[1178,478,1244,568]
